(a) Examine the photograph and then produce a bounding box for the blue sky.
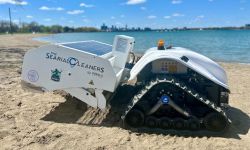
[0,0,249,28]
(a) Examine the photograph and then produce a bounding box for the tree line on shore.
[0,20,99,33]
[1,20,250,34]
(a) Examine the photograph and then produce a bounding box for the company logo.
[68,57,79,68]
[51,68,62,82]
[27,70,39,82]
[161,95,170,104]
[46,52,104,73]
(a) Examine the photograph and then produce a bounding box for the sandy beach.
[0,34,250,150]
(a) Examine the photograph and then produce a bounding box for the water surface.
[35,30,250,63]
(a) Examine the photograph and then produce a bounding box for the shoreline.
[0,33,250,150]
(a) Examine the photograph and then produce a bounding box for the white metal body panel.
[129,47,229,90]
[21,44,117,92]
[112,35,135,69]
[21,35,135,110]
[64,88,98,108]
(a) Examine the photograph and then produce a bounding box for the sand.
[0,34,250,150]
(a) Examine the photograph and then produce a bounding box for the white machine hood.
[129,47,229,90]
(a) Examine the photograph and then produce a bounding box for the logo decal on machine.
[51,69,62,82]
[27,70,39,82]
[68,57,79,68]
[45,52,105,73]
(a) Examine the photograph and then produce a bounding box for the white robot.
[21,35,230,132]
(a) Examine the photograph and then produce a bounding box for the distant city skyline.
[0,0,249,29]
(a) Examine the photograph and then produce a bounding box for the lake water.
[35,30,250,63]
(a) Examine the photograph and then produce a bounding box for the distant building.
[144,27,152,31]
[100,23,108,31]
[111,25,118,32]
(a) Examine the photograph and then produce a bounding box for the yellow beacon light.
[157,39,165,50]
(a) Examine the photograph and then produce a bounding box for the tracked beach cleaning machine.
[21,35,231,132]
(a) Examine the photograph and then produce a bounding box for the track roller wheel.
[159,117,172,129]
[188,118,200,131]
[145,116,158,128]
[125,109,144,128]
[173,118,185,130]
[204,112,228,132]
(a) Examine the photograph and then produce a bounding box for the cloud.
[192,15,205,23]
[164,16,171,19]
[126,0,146,5]
[44,18,51,22]
[83,19,90,23]
[39,6,64,11]
[115,22,123,26]
[56,7,64,11]
[0,0,27,5]
[197,15,205,19]
[26,15,33,19]
[67,10,84,15]
[148,15,156,19]
[111,16,116,19]
[40,6,50,10]
[80,3,94,8]
[172,0,182,4]
[140,6,146,10]
[172,13,185,17]
[208,0,214,2]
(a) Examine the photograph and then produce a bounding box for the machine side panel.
[21,44,117,92]
[129,47,229,90]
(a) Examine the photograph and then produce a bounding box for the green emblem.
[51,69,62,82]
